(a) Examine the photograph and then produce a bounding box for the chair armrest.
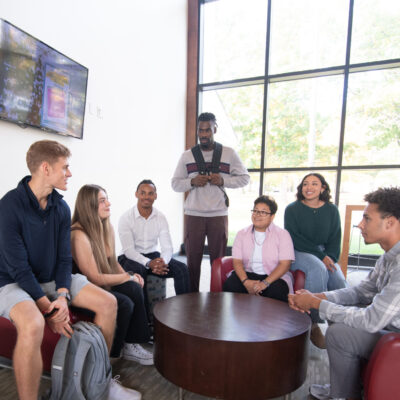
[211,257,224,292]
[291,270,306,292]
[211,257,234,292]
[363,332,400,400]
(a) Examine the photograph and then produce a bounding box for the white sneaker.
[123,343,154,365]
[310,384,345,400]
[108,375,142,400]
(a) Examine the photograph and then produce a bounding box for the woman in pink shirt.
[223,195,295,302]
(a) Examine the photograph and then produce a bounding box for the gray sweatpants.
[326,323,387,399]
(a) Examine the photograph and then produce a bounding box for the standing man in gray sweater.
[289,187,400,400]
[172,112,249,292]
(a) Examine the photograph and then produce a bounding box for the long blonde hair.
[72,184,119,274]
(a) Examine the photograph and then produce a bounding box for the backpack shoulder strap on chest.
[211,142,222,174]
[191,144,207,174]
[191,142,223,174]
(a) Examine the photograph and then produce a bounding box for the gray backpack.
[49,321,111,400]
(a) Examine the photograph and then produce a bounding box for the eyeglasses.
[251,209,273,217]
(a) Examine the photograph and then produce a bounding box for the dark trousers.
[223,271,289,303]
[184,215,228,292]
[118,252,190,315]
[109,280,151,358]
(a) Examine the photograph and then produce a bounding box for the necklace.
[254,231,266,246]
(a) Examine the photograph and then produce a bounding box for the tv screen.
[0,19,88,139]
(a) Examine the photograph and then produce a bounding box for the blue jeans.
[290,250,347,322]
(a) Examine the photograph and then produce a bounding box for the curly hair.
[254,195,278,215]
[198,112,217,125]
[364,187,400,220]
[296,173,332,203]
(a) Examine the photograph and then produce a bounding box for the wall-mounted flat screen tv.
[0,19,88,139]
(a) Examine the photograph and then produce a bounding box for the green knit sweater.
[284,200,341,262]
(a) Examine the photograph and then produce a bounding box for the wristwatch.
[261,279,270,288]
[57,292,71,304]
[127,271,136,281]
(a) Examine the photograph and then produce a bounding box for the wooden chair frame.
[339,205,365,278]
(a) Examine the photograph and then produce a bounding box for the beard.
[200,138,212,150]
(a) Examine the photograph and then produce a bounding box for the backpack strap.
[50,335,70,400]
[210,143,229,206]
[191,144,207,174]
[191,142,229,207]
[74,322,111,400]
[50,326,88,400]
[72,335,95,399]
[211,142,222,174]
[191,142,223,175]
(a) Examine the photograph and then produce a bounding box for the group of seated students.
[1,139,399,400]
[0,140,190,400]
[223,172,346,348]
[222,175,400,400]
[70,181,190,364]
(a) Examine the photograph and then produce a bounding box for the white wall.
[0,0,187,251]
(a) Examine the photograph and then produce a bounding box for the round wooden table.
[153,292,310,400]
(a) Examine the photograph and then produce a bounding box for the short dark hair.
[136,179,157,192]
[296,173,332,203]
[198,112,217,124]
[254,195,278,215]
[364,187,400,220]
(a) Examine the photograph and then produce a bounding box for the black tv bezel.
[0,18,89,140]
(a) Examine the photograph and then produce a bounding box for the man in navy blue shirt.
[0,141,138,400]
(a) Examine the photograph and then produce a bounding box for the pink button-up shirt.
[232,223,295,293]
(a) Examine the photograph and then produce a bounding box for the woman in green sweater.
[284,173,347,348]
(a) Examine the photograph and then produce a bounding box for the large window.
[193,0,400,253]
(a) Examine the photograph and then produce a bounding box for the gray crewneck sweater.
[171,145,249,217]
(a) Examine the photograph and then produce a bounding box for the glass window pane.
[339,169,399,206]
[351,0,400,64]
[226,172,260,246]
[265,76,343,168]
[201,0,268,83]
[262,170,337,228]
[343,69,400,166]
[338,169,398,256]
[269,0,348,74]
[202,85,264,169]
[341,208,383,260]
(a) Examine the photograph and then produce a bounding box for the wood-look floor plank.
[0,342,328,400]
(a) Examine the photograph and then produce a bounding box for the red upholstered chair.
[210,256,305,292]
[211,257,400,399]
[362,332,400,400]
[0,308,92,373]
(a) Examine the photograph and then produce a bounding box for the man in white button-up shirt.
[118,180,190,310]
